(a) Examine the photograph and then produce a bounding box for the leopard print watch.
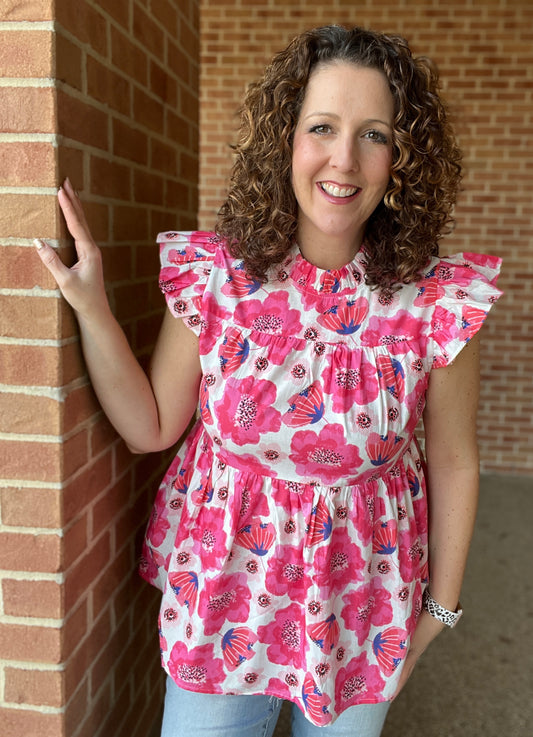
[422,588,463,628]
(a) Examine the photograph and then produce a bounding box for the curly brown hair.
[216,25,463,291]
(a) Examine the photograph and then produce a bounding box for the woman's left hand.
[393,610,446,697]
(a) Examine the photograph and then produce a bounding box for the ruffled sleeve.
[424,251,503,368]
[157,230,218,336]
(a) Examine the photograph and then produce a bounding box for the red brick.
[92,0,130,28]
[0,622,61,663]
[0,193,58,239]
[62,429,90,480]
[90,155,132,201]
[111,25,148,87]
[113,119,149,165]
[62,451,113,524]
[87,55,131,116]
[0,142,56,187]
[0,440,61,483]
[62,600,89,665]
[2,579,63,619]
[0,707,62,737]
[63,514,88,569]
[0,532,61,573]
[0,244,57,291]
[63,384,100,434]
[63,533,111,611]
[0,0,53,21]
[133,87,164,134]
[133,4,165,61]
[113,205,149,242]
[0,487,61,529]
[5,667,63,708]
[133,169,164,205]
[57,89,108,151]
[0,392,61,435]
[56,1,107,56]
[0,87,55,134]
[0,30,53,77]
[55,32,83,92]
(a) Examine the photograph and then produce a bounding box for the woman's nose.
[330,136,359,172]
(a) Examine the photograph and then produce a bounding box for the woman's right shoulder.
[157,230,223,267]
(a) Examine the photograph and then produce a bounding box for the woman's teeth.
[320,182,359,198]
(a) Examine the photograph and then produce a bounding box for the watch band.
[422,588,463,628]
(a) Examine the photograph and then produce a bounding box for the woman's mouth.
[319,182,360,198]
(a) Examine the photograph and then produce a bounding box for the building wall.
[0,2,199,736]
[199,0,533,476]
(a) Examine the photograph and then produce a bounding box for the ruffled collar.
[284,243,368,296]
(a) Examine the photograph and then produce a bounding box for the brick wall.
[0,2,199,736]
[199,0,533,476]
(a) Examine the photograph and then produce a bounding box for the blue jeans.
[160,676,390,737]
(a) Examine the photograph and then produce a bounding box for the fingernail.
[33,238,44,250]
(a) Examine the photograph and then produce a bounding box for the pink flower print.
[198,572,251,636]
[270,478,313,517]
[459,304,487,342]
[431,305,458,360]
[234,289,303,336]
[190,507,228,571]
[139,544,167,585]
[321,350,379,412]
[145,496,170,547]
[372,626,408,677]
[334,653,385,710]
[257,602,306,668]
[214,376,281,446]
[167,641,225,693]
[397,519,424,583]
[218,327,250,375]
[376,354,405,402]
[265,542,310,603]
[317,297,369,336]
[221,626,258,671]
[159,265,200,301]
[305,496,333,547]
[413,275,445,306]
[220,449,279,481]
[307,614,340,653]
[235,521,276,557]
[361,311,428,355]
[168,570,199,612]
[312,527,365,598]
[266,676,295,701]
[341,578,393,646]
[198,291,232,354]
[282,382,325,427]
[290,424,363,485]
[366,433,403,467]
[221,262,262,297]
[302,672,332,726]
[372,519,398,556]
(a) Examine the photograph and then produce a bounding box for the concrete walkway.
[274,474,532,737]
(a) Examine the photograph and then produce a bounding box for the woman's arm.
[35,179,202,453]
[395,332,481,694]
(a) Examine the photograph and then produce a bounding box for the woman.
[36,25,502,737]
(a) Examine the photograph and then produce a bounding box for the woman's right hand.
[35,178,109,319]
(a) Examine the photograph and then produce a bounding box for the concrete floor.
[273,474,533,737]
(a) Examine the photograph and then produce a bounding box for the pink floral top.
[140,231,502,726]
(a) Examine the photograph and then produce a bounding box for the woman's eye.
[365,129,389,144]
[309,124,332,135]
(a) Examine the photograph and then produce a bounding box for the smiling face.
[291,62,394,269]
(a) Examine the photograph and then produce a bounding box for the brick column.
[0,2,199,736]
